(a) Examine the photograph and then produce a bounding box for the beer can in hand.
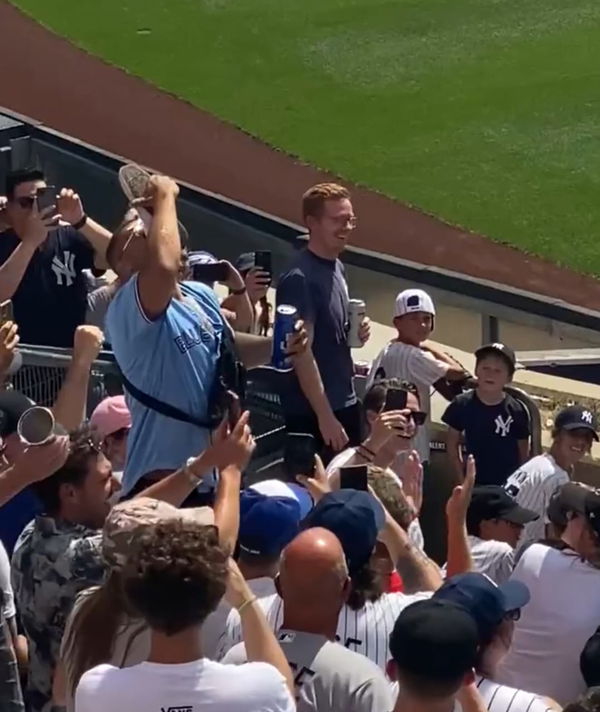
[347,299,366,348]
[272,304,298,370]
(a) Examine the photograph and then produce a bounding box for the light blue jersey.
[106,276,223,495]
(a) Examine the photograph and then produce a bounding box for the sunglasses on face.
[505,609,521,622]
[407,410,427,426]
[15,196,36,209]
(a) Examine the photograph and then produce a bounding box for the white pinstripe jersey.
[504,454,568,553]
[443,536,514,585]
[474,676,554,712]
[367,342,449,463]
[217,591,432,670]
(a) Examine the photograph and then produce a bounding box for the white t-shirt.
[474,676,554,712]
[74,659,295,712]
[367,341,449,463]
[0,540,15,620]
[224,630,393,712]
[496,543,600,705]
[504,454,569,553]
[219,591,431,670]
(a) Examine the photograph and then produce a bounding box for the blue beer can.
[271,304,298,370]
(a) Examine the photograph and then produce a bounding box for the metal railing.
[10,346,544,465]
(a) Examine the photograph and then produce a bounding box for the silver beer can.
[347,299,366,348]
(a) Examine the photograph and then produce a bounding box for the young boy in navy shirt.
[443,343,530,485]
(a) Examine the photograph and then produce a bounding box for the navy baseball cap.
[434,572,530,641]
[555,405,599,441]
[475,343,516,372]
[390,599,479,680]
[238,488,302,557]
[467,486,538,529]
[301,489,385,574]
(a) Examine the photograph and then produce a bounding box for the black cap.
[389,599,479,681]
[550,481,600,538]
[475,343,516,371]
[581,626,600,687]
[468,485,538,528]
[0,390,35,438]
[555,405,599,441]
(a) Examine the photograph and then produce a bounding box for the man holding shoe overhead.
[276,183,370,462]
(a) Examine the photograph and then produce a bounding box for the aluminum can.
[347,299,366,348]
[271,304,298,370]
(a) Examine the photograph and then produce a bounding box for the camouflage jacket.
[11,516,105,712]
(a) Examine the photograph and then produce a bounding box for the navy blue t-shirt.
[0,226,96,347]
[442,390,530,485]
[276,248,356,415]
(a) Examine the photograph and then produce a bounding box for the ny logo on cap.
[582,410,594,424]
[492,343,505,350]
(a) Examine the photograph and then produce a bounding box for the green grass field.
[12,0,600,275]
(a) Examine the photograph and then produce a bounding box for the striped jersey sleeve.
[476,676,554,712]
[469,537,515,585]
[366,342,448,387]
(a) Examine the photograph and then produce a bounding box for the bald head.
[279,527,349,606]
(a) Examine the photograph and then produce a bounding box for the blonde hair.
[302,183,350,220]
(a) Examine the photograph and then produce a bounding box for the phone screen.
[0,300,13,327]
[192,261,230,284]
[36,186,57,214]
[254,250,272,276]
[339,465,369,491]
[283,433,316,480]
[383,388,407,412]
[225,391,242,430]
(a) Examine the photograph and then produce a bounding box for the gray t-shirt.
[276,248,356,414]
[223,630,393,712]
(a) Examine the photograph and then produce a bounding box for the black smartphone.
[0,300,13,327]
[224,390,242,430]
[339,464,368,491]
[192,261,230,284]
[36,186,57,214]
[254,250,272,277]
[283,433,316,479]
[383,387,407,412]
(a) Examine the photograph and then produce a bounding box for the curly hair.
[346,560,385,610]
[123,519,228,636]
[32,424,103,514]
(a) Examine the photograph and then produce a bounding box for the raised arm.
[445,455,476,577]
[136,176,181,320]
[51,325,103,432]
[0,204,55,302]
[57,188,111,270]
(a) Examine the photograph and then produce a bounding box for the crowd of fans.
[0,165,599,712]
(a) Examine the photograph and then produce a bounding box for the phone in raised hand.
[283,432,316,481]
[339,464,368,491]
[36,186,57,215]
[0,300,13,327]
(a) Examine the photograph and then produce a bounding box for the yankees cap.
[394,289,435,319]
[555,405,599,440]
[475,343,516,372]
[467,485,538,529]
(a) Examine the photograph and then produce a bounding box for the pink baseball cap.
[89,396,131,439]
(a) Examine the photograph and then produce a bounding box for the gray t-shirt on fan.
[223,629,393,712]
[276,248,356,415]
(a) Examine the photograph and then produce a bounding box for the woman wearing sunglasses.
[89,396,131,481]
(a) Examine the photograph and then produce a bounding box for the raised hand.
[0,321,19,377]
[297,454,331,502]
[402,450,424,515]
[57,188,85,226]
[446,454,476,522]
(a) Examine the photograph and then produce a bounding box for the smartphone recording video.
[191,261,230,284]
[283,432,316,481]
[383,387,407,412]
[339,464,368,491]
[36,186,57,215]
[254,250,272,279]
